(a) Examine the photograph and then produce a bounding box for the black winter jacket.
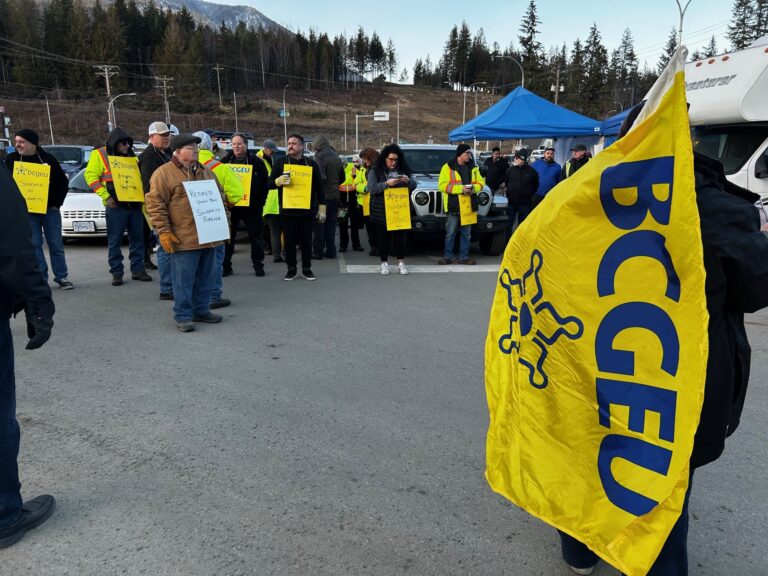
[138,144,171,194]
[0,163,54,320]
[268,155,325,217]
[691,152,768,468]
[220,149,269,212]
[483,156,510,191]
[313,136,343,202]
[504,163,539,205]
[562,155,590,179]
[5,148,70,209]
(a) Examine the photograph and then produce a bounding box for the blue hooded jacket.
[532,158,563,197]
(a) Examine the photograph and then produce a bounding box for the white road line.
[343,264,500,274]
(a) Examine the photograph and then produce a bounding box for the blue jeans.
[28,207,68,282]
[106,205,145,275]
[313,198,339,257]
[171,248,216,322]
[0,319,21,529]
[157,242,173,295]
[210,244,225,302]
[505,202,532,240]
[444,213,471,261]
[559,476,693,575]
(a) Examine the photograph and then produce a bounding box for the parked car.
[401,144,508,255]
[60,168,107,239]
[45,145,94,179]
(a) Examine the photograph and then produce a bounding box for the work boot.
[131,271,152,282]
[0,495,56,549]
[176,321,195,333]
[112,274,123,286]
[192,312,223,323]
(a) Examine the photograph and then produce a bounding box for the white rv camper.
[685,36,768,201]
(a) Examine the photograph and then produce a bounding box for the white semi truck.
[685,36,768,201]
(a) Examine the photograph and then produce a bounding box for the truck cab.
[685,37,768,202]
[400,144,509,255]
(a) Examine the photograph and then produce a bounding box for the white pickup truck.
[686,36,768,202]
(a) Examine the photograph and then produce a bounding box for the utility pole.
[154,76,174,126]
[233,93,238,133]
[94,65,119,130]
[212,64,224,108]
[551,66,565,105]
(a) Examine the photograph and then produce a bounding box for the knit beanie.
[15,129,40,146]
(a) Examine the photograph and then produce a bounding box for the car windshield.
[402,149,456,174]
[68,169,91,192]
[47,146,83,165]
[692,126,768,175]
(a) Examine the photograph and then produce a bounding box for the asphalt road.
[4,236,767,575]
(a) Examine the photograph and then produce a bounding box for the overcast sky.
[210,0,733,79]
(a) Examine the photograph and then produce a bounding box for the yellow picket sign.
[360,193,371,217]
[384,187,411,231]
[484,48,706,576]
[230,164,253,207]
[282,164,313,210]
[459,194,478,225]
[109,156,144,202]
[12,162,50,214]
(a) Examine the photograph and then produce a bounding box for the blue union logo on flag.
[497,250,584,389]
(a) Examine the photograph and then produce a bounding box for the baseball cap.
[148,121,170,136]
[262,139,278,151]
[570,143,587,151]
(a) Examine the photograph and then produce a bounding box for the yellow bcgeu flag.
[484,48,708,576]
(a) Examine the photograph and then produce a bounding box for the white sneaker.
[380,262,390,275]
[568,565,594,575]
[398,262,409,275]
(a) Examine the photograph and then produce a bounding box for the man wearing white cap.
[139,122,173,298]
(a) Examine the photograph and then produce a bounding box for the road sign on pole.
[373,111,390,121]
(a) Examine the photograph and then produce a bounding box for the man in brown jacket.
[145,134,229,332]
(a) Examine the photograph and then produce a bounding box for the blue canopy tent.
[448,86,601,141]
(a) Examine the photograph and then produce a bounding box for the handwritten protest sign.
[230,164,253,207]
[109,156,144,202]
[182,180,229,244]
[13,162,50,214]
[459,194,478,226]
[360,193,370,217]
[384,187,411,231]
[282,164,312,210]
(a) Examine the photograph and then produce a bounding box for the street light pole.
[41,92,54,144]
[384,92,408,145]
[107,92,136,130]
[282,84,289,148]
[492,55,525,89]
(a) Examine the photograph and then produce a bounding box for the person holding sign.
[339,155,364,253]
[145,134,229,333]
[367,144,417,275]
[5,129,73,289]
[437,144,485,266]
[268,133,325,281]
[355,147,380,256]
[257,140,284,263]
[85,128,151,286]
[220,133,269,277]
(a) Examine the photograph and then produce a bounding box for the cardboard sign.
[459,194,478,226]
[13,162,50,214]
[109,156,144,202]
[282,164,313,210]
[182,180,229,244]
[230,164,253,207]
[360,193,370,217]
[384,187,411,231]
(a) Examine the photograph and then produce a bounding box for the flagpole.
[675,0,693,46]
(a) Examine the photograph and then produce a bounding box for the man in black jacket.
[558,104,768,575]
[483,147,509,193]
[312,135,342,259]
[5,129,73,290]
[138,122,172,273]
[0,163,56,548]
[562,143,590,179]
[268,133,325,281]
[503,149,539,240]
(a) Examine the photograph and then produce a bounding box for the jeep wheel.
[480,230,506,256]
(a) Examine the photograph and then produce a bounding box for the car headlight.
[414,191,429,206]
[477,191,490,206]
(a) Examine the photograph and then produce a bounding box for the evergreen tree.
[518,0,543,91]
[454,22,472,84]
[582,23,608,118]
[657,27,677,73]
[727,0,754,49]
[441,25,458,82]
[567,38,585,108]
[386,38,397,82]
[368,32,385,80]
[702,35,718,57]
[755,0,768,37]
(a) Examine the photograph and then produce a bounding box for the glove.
[317,204,327,224]
[159,231,180,253]
[25,303,54,350]
[275,174,290,187]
